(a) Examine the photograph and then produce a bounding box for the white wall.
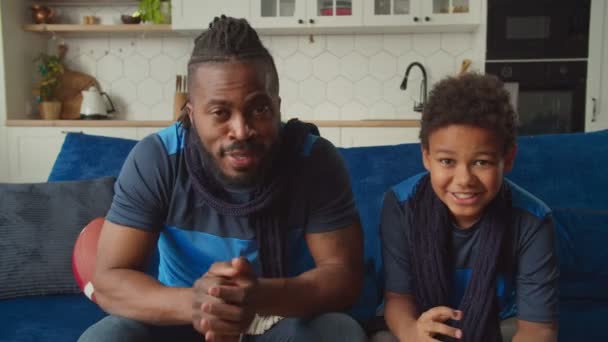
[0,2,6,182]
[587,0,608,131]
[47,5,485,122]
[1,2,49,182]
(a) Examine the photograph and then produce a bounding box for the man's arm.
[93,220,194,325]
[253,223,363,317]
[513,320,558,342]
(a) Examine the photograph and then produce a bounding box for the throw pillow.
[0,177,115,299]
[48,132,138,182]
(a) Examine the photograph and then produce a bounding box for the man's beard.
[197,137,279,189]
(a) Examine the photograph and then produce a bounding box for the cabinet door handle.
[298,19,304,24]
[413,16,419,22]
[425,16,430,22]
[309,19,315,24]
[592,97,597,122]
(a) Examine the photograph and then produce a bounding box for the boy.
[378,73,559,342]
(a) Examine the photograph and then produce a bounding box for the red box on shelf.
[319,7,352,16]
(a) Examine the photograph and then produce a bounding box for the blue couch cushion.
[338,143,424,309]
[0,177,115,300]
[552,208,608,300]
[48,133,138,182]
[558,299,608,341]
[0,294,106,341]
[508,130,608,210]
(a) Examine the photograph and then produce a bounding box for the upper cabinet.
[307,0,363,27]
[171,0,480,33]
[421,0,480,26]
[250,0,362,29]
[364,0,480,29]
[172,0,251,31]
[250,0,308,29]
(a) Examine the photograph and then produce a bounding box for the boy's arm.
[380,190,417,340]
[514,213,559,338]
[513,320,558,342]
[385,292,419,340]
[385,292,463,341]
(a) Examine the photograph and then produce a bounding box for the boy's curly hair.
[420,73,517,154]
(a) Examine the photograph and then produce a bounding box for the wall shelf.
[23,24,173,33]
[6,119,420,128]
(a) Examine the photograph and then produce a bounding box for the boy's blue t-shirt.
[381,172,559,322]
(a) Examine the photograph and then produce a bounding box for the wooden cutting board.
[55,69,98,120]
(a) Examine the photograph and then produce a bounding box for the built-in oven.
[486,61,587,135]
[487,0,590,60]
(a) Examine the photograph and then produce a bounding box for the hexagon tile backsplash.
[50,7,477,122]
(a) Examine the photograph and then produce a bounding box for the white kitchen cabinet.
[250,0,308,29]
[364,0,480,29]
[250,0,362,30]
[172,0,250,30]
[586,0,608,131]
[340,127,420,147]
[6,127,137,183]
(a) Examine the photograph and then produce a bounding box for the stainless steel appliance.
[487,0,590,60]
[486,61,587,135]
[486,0,591,135]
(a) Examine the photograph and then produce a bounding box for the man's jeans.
[78,312,368,342]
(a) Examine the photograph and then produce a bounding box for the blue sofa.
[1,129,607,341]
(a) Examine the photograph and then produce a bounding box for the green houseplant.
[34,52,64,119]
[137,0,171,24]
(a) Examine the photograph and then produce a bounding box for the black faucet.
[400,62,427,113]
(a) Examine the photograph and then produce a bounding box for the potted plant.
[34,52,64,120]
[137,0,171,24]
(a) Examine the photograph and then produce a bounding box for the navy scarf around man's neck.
[407,174,513,342]
[184,119,319,278]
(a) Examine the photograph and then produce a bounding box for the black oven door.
[487,0,590,60]
[486,61,587,135]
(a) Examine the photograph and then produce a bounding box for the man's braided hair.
[181,16,306,278]
[178,15,279,128]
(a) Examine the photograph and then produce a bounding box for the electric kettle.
[80,86,116,120]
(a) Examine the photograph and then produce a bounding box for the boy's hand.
[411,306,463,341]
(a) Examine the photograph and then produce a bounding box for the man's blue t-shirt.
[381,172,559,323]
[106,122,359,287]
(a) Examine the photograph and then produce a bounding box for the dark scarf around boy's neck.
[408,174,513,342]
[184,119,319,278]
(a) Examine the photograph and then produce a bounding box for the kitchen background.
[46,6,479,122]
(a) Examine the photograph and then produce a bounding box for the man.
[78,15,367,342]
